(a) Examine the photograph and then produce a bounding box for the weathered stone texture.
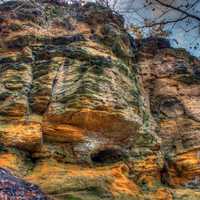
[0,1,200,200]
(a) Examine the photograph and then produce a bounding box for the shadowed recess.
[91,148,125,164]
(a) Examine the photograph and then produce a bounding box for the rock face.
[0,1,200,200]
[138,44,200,189]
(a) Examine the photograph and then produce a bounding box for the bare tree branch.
[154,0,200,22]
[139,15,189,28]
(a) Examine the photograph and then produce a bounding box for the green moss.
[111,41,125,58]
[89,57,112,67]
[66,101,86,109]
[130,78,142,109]
[44,4,70,20]
[79,64,88,74]
[91,65,104,75]
[66,195,82,200]
[163,48,197,64]
[177,74,200,84]
[0,145,28,158]
[139,179,149,191]
[11,75,22,81]
[7,35,36,48]
[6,34,50,49]
[142,112,150,134]
[3,63,29,71]
[114,60,131,77]
[64,47,90,61]
[115,193,140,200]
[0,55,17,64]
[99,27,132,64]
[60,92,100,106]
[65,43,131,76]
[0,91,11,101]
[87,187,105,197]
[9,23,23,31]
[164,153,174,165]
[33,69,50,79]
[96,75,111,82]
[0,144,7,152]
[3,75,24,87]
[30,82,43,94]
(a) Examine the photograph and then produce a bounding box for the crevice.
[90,148,125,164]
[24,59,34,124]
[43,58,65,116]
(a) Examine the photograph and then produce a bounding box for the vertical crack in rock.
[43,58,66,116]
[0,1,200,200]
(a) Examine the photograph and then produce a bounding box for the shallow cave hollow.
[90,148,125,164]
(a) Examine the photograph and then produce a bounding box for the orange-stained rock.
[165,147,200,187]
[0,122,42,151]
[139,40,200,190]
[0,151,29,177]
[0,1,200,200]
[42,122,86,142]
[153,189,173,200]
[44,108,142,142]
[129,153,163,189]
[25,159,140,198]
[110,164,139,196]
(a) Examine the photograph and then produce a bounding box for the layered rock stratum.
[0,1,200,199]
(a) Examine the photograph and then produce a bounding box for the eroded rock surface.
[138,42,200,189]
[0,1,200,200]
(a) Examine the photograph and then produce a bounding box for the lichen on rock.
[0,1,200,200]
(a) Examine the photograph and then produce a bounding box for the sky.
[114,0,200,58]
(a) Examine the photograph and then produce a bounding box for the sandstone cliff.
[0,1,200,200]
